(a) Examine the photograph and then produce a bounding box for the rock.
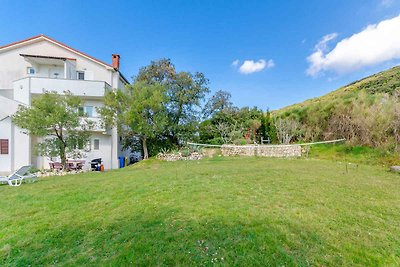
[389,166,400,172]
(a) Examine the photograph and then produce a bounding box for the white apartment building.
[0,34,130,173]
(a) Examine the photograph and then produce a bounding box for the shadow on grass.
[0,206,334,266]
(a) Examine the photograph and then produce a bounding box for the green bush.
[233,138,247,145]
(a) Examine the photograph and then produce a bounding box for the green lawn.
[1,157,399,266]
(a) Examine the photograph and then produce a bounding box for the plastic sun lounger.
[0,165,37,186]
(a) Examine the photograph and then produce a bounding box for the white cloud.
[266,59,275,68]
[237,59,274,74]
[315,33,338,51]
[307,15,400,77]
[231,59,240,67]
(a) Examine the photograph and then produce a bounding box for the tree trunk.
[56,128,68,170]
[142,136,149,159]
[60,144,67,170]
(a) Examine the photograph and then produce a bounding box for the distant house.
[0,34,130,173]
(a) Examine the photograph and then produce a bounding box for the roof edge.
[0,34,131,84]
[0,34,113,68]
[0,34,43,50]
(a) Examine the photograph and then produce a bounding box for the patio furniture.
[76,162,84,170]
[49,162,63,171]
[67,162,77,171]
[67,160,85,171]
[0,165,37,186]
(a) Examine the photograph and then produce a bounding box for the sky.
[1,0,400,110]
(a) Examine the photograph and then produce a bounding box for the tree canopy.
[12,91,93,168]
[101,59,210,158]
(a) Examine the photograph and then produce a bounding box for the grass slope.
[1,157,400,266]
[308,144,400,166]
[276,65,400,115]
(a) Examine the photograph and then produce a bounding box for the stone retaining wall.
[221,144,302,157]
[157,152,203,161]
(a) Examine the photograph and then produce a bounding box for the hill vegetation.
[100,59,400,163]
[274,66,400,151]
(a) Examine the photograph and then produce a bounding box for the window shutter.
[0,139,9,155]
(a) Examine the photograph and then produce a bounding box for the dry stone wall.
[221,144,302,157]
[157,152,203,161]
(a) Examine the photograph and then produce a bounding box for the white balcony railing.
[85,117,108,133]
[19,77,111,98]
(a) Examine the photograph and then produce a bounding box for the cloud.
[315,33,338,51]
[237,59,274,74]
[266,59,275,68]
[307,15,400,77]
[231,59,240,67]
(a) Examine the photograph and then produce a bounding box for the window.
[27,67,35,75]
[0,139,9,155]
[77,71,85,80]
[79,106,94,117]
[93,139,100,150]
[84,106,93,117]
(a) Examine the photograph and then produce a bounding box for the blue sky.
[1,0,400,110]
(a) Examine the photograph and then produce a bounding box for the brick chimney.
[112,54,120,70]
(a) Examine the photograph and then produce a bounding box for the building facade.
[0,35,130,173]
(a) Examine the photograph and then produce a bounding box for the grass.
[308,144,400,166]
[1,156,400,266]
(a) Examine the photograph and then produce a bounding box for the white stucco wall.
[87,134,113,170]
[13,127,31,171]
[0,89,14,99]
[0,117,12,172]
[12,78,31,104]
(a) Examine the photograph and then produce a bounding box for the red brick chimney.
[112,54,120,70]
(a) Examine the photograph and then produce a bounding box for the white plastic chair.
[0,165,37,186]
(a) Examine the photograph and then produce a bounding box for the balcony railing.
[84,117,109,133]
[15,77,111,98]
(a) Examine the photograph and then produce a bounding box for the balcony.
[83,117,111,134]
[13,77,111,99]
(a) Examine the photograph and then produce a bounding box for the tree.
[274,117,300,144]
[12,91,93,169]
[99,83,168,159]
[203,90,234,118]
[101,59,210,157]
[199,106,266,145]
[167,71,210,143]
[135,58,175,85]
[125,82,168,159]
[258,110,277,144]
[135,59,210,145]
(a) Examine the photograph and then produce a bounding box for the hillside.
[277,66,400,114]
[273,66,400,150]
